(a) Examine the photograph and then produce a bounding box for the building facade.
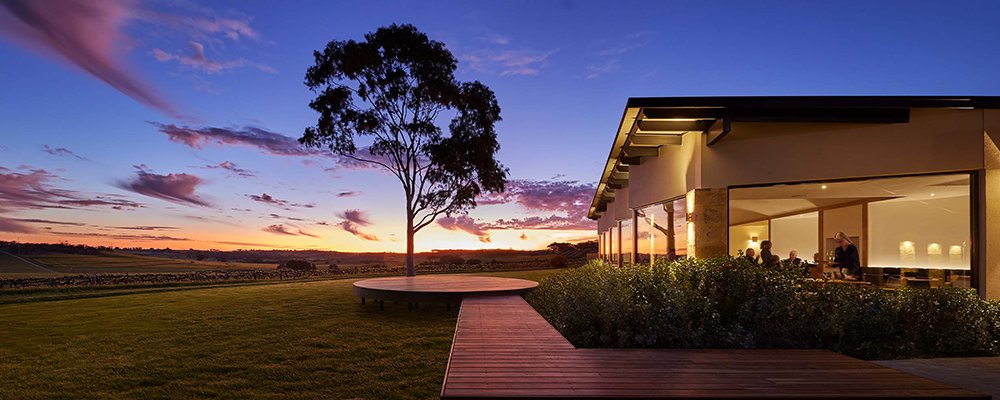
[589,96,1000,299]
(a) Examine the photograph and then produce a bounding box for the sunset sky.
[3,0,1000,252]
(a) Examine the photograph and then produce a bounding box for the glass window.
[610,224,618,264]
[637,198,687,265]
[729,173,972,288]
[620,218,633,265]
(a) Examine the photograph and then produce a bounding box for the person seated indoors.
[743,248,758,264]
[785,250,808,276]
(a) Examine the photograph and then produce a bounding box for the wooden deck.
[441,295,989,400]
[354,275,538,305]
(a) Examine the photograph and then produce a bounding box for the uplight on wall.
[899,241,916,263]
[927,243,942,255]
[949,245,964,264]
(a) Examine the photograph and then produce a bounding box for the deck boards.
[441,295,989,400]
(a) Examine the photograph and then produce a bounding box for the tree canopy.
[300,24,508,276]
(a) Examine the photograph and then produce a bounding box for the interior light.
[751,236,759,243]
[930,193,936,197]
[821,185,828,189]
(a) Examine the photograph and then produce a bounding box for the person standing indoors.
[833,231,861,279]
[759,240,775,268]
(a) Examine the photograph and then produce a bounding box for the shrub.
[466,258,482,265]
[278,259,315,271]
[527,258,1000,360]
[549,255,569,269]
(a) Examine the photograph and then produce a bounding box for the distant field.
[0,268,564,400]
[21,252,277,274]
[0,251,57,274]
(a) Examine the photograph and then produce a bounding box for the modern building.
[589,96,1000,299]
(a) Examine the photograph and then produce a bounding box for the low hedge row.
[527,258,1000,360]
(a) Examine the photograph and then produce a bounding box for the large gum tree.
[301,24,508,276]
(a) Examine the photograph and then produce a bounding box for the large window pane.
[868,177,970,270]
[637,198,687,264]
[770,212,819,262]
[620,218,633,265]
[729,173,973,288]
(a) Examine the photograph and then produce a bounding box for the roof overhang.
[587,96,1000,220]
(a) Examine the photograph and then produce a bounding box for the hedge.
[527,258,1000,360]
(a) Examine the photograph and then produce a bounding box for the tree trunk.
[405,211,416,277]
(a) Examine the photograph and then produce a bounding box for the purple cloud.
[42,145,88,160]
[334,209,378,241]
[476,179,596,231]
[247,193,314,209]
[116,165,210,207]
[0,0,175,115]
[337,209,372,226]
[336,190,362,198]
[204,161,255,178]
[338,221,378,241]
[262,224,319,238]
[109,225,178,231]
[0,216,33,233]
[437,215,491,243]
[12,218,87,226]
[48,230,189,241]
[153,123,322,157]
[0,167,143,210]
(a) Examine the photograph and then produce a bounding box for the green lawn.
[0,269,563,400]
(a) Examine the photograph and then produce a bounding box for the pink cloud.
[0,0,175,115]
[0,167,143,210]
[0,216,34,233]
[476,179,596,231]
[116,165,210,207]
[437,215,491,243]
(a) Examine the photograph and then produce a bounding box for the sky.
[2,0,1000,252]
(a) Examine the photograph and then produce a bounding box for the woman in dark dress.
[833,231,861,279]
[759,240,775,268]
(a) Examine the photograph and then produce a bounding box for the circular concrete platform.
[353,275,538,305]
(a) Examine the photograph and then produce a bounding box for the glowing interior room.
[589,96,1000,299]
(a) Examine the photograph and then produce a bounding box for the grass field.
[0,269,563,400]
[0,251,58,275]
[16,252,277,275]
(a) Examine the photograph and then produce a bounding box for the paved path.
[876,357,1000,399]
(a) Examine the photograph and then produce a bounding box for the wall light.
[930,193,936,197]
[821,185,828,189]
[927,243,941,255]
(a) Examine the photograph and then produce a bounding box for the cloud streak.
[154,123,323,157]
[203,161,255,178]
[42,145,88,160]
[0,0,175,114]
[116,165,210,207]
[262,224,319,238]
[151,41,275,74]
[247,193,314,209]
